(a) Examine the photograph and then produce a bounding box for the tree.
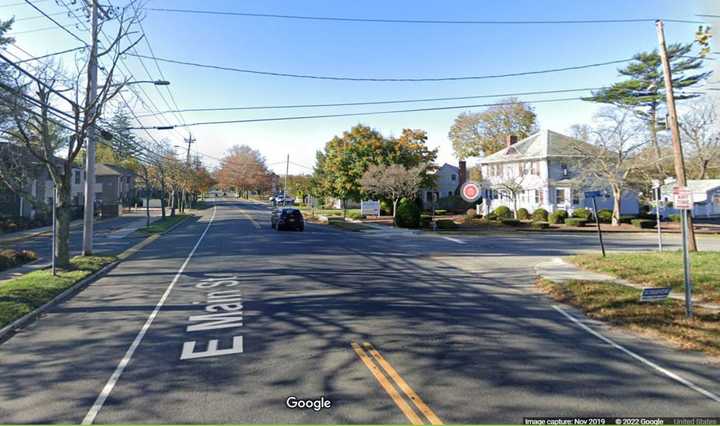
[585,43,710,177]
[0,7,140,267]
[360,164,425,221]
[680,97,720,179]
[449,98,538,159]
[576,107,647,226]
[313,124,437,212]
[494,175,527,219]
[216,145,272,197]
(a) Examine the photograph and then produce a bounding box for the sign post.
[652,180,663,252]
[51,184,57,276]
[673,185,694,318]
[585,191,606,257]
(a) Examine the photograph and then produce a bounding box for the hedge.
[501,218,521,226]
[571,208,593,220]
[597,209,613,223]
[531,221,550,229]
[517,208,530,220]
[631,219,657,229]
[564,218,588,227]
[532,208,549,222]
[669,214,682,223]
[434,209,448,216]
[493,205,513,219]
[395,198,421,228]
[549,210,568,224]
[436,219,459,230]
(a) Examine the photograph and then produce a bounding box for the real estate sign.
[672,186,693,210]
[361,200,380,216]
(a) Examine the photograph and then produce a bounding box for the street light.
[109,80,171,88]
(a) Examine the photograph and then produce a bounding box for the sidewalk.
[0,219,83,245]
[0,212,162,282]
[535,257,720,311]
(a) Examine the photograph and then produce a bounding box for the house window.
[556,188,566,204]
[451,174,457,181]
[448,191,453,197]
[534,190,540,204]
[561,163,569,178]
[572,189,580,205]
[531,161,539,176]
[74,170,81,185]
[426,191,433,202]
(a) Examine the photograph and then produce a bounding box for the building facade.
[479,130,639,215]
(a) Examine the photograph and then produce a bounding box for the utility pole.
[656,19,698,252]
[81,0,99,256]
[283,154,289,206]
[182,133,195,212]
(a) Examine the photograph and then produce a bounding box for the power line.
[131,96,586,129]
[15,46,87,63]
[144,7,704,25]
[136,86,609,117]
[126,53,634,83]
[22,0,87,45]
[0,0,50,8]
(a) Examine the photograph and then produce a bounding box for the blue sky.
[2,0,712,174]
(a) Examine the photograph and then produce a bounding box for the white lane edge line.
[81,206,218,425]
[442,236,466,245]
[552,305,720,403]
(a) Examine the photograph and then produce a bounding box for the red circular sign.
[461,182,481,202]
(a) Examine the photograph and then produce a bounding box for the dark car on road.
[271,208,305,231]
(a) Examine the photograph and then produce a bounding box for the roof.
[429,163,459,175]
[480,129,594,164]
[96,163,134,177]
[661,179,720,197]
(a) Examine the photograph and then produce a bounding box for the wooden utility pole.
[656,19,698,251]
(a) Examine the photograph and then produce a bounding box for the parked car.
[271,208,305,231]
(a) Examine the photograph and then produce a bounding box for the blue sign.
[584,191,603,198]
[640,287,672,302]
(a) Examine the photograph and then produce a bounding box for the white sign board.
[672,186,693,210]
[361,200,380,216]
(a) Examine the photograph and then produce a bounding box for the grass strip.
[139,214,189,235]
[570,252,720,304]
[0,255,116,328]
[537,278,720,357]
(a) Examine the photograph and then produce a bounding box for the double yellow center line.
[352,341,442,425]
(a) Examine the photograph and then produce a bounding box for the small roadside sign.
[584,190,603,198]
[672,186,693,210]
[640,287,672,302]
[360,200,380,216]
[460,181,482,203]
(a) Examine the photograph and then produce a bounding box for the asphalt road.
[1,199,719,424]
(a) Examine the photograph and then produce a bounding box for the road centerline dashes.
[352,341,443,425]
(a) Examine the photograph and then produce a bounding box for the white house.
[419,162,461,209]
[479,130,639,215]
[660,179,720,218]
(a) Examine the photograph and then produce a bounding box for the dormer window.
[561,163,569,178]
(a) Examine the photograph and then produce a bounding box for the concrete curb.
[0,213,196,343]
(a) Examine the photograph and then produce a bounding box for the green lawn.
[0,255,116,328]
[537,278,720,356]
[139,214,190,235]
[570,251,720,304]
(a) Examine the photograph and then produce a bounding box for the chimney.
[458,160,467,186]
[506,135,518,148]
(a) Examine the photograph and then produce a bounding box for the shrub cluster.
[669,214,682,223]
[517,208,530,220]
[531,221,550,229]
[436,195,474,214]
[347,211,365,220]
[395,198,421,228]
[571,208,593,220]
[501,218,521,226]
[531,208,549,222]
[435,219,459,230]
[597,209,613,223]
[549,210,569,224]
[0,249,37,272]
[493,206,513,219]
[631,219,657,229]
[564,218,588,227]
